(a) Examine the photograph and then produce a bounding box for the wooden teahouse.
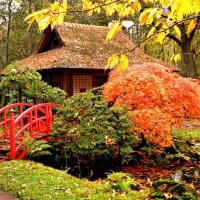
[21,22,179,99]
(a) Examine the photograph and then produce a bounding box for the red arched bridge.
[0,103,60,160]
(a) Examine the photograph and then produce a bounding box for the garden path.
[0,190,17,200]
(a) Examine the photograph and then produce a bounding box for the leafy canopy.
[24,1,67,31]
[25,0,200,73]
[103,63,200,147]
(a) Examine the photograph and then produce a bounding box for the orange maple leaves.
[103,63,200,147]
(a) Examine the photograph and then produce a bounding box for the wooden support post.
[46,106,52,135]
[10,109,15,160]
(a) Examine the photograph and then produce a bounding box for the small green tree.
[0,61,66,107]
[51,87,136,172]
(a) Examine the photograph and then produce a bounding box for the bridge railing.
[0,103,34,139]
[9,103,60,159]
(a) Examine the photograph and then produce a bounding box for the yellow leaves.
[193,0,200,14]
[146,9,157,24]
[105,54,119,70]
[147,22,160,38]
[169,0,200,22]
[106,21,122,40]
[158,32,166,45]
[39,15,51,31]
[51,1,59,12]
[58,0,67,24]
[139,9,152,25]
[24,0,67,31]
[160,0,171,6]
[129,0,141,12]
[170,53,182,65]
[105,5,116,17]
[105,54,129,75]
[85,2,100,17]
[156,24,170,45]
[147,26,156,38]
[82,0,104,16]
[173,25,181,38]
[187,19,197,36]
[25,9,49,31]
[0,31,2,40]
[138,0,199,45]
[83,0,142,19]
[94,6,101,14]
[139,8,162,25]
[117,54,129,75]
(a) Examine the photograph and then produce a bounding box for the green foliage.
[1,61,41,89]
[182,192,196,200]
[51,87,136,168]
[135,129,200,165]
[104,172,141,193]
[0,61,66,106]
[172,129,200,161]
[21,137,52,159]
[150,179,197,200]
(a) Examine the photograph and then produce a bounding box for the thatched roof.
[21,22,180,72]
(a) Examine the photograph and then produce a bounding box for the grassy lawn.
[0,160,147,200]
[0,129,200,199]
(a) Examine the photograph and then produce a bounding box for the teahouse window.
[73,75,92,94]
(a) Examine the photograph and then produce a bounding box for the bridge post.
[10,109,15,159]
[28,111,33,137]
[46,106,52,134]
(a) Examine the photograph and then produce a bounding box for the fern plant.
[21,137,52,159]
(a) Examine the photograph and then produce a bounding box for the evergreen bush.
[50,87,136,173]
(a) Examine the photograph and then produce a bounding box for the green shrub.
[0,61,66,106]
[50,87,136,171]
[150,179,197,200]
[104,172,141,193]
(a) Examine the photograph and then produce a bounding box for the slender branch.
[125,15,200,53]
[166,33,182,46]
[65,0,119,14]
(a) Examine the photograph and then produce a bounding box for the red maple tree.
[103,63,200,147]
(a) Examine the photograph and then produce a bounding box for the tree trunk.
[181,43,197,78]
[166,21,198,78]
[28,0,33,55]
[5,0,13,65]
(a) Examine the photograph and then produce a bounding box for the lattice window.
[95,76,108,87]
[73,75,92,95]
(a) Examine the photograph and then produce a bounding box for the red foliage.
[103,63,200,147]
